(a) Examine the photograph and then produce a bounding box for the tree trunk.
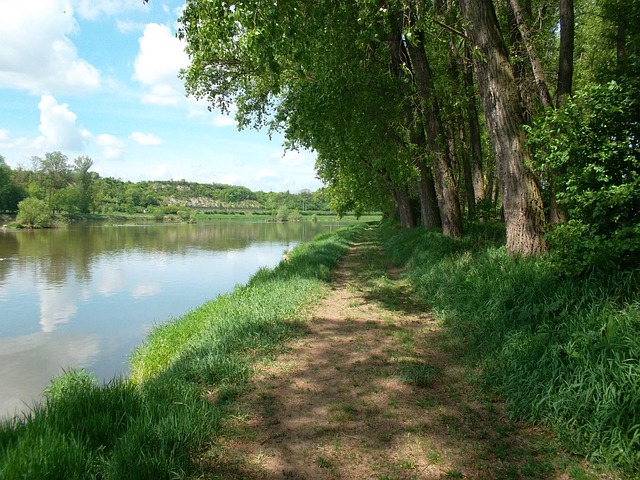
[392,188,417,229]
[508,0,553,109]
[405,34,463,237]
[417,162,442,229]
[411,125,442,229]
[556,0,574,108]
[462,46,486,203]
[550,0,573,224]
[457,112,476,218]
[459,0,547,255]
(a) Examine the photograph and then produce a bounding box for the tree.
[74,156,94,214]
[527,81,640,273]
[33,151,71,212]
[458,0,547,255]
[0,155,26,212]
[16,197,53,228]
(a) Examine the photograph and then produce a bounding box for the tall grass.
[381,222,640,476]
[0,224,363,479]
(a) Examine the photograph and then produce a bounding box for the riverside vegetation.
[1,221,638,478]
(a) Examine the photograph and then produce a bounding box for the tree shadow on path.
[195,230,593,480]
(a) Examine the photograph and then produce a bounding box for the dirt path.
[199,229,588,479]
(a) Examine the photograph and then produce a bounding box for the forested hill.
[0,155,331,214]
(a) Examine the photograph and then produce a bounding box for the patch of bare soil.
[197,231,593,479]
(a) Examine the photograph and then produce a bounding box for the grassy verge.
[380,222,640,477]
[0,224,364,479]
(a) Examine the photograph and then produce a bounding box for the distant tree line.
[0,152,331,218]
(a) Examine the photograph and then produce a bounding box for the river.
[0,219,343,417]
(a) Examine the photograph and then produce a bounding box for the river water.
[0,220,341,417]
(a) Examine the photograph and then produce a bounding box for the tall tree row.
[179,0,637,259]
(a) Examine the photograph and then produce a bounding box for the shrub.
[16,197,53,228]
[528,80,640,274]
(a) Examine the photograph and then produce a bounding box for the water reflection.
[0,220,338,417]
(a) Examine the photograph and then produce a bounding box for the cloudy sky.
[0,0,322,192]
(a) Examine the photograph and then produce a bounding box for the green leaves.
[528,80,640,274]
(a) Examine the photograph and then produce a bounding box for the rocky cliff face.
[163,196,261,209]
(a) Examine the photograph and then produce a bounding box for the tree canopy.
[177,0,638,265]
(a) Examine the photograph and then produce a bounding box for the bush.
[528,80,640,274]
[16,198,53,228]
[275,206,289,222]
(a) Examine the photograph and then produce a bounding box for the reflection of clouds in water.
[39,287,78,333]
[225,250,240,260]
[96,267,125,296]
[0,332,99,417]
[132,283,161,298]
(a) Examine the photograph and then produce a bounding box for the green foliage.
[16,197,53,228]
[528,80,640,274]
[288,209,302,222]
[381,224,639,476]
[275,205,289,222]
[0,156,26,212]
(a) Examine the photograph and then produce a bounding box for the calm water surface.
[0,220,340,417]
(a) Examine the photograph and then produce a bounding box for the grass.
[0,224,364,479]
[380,221,640,477]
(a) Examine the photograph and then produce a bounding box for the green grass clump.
[381,222,640,477]
[0,224,364,479]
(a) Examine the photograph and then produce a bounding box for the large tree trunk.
[417,162,442,229]
[405,33,463,237]
[392,188,417,229]
[459,0,547,255]
[411,125,442,229]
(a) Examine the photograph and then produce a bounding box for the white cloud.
[72,0,146,21]
[149,164,170,179]
[219,173,243,185]
[274,149,316,167]
[130,131,162,145]
[0,0,100,94]
[116,19,145,34]
[95,133,124,159]
[35,95,88,150]
[212,113,237,127]
[133,23,189,106]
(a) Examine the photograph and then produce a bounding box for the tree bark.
[459,0,547,255]
[462,46,486,203]
[392,188,417,229]
[417,163,442,229]
[556,0,574,108]
[508,0,553,109]
[405,33,463,237]
[411,125,442,229]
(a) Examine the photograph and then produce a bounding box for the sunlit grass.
[0,224,364,479]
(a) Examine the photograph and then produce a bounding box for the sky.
[0,0,322,193]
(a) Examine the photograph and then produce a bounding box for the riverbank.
[1,222,636,478]
[0,224,362,478]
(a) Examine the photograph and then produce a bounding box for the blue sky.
[0,0,322,193]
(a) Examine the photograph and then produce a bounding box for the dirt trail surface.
[199,230,586,479]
